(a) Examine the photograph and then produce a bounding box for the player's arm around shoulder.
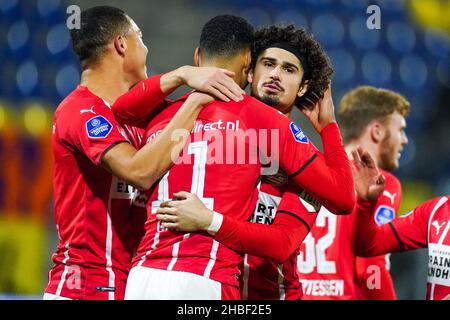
[102,93,213,190]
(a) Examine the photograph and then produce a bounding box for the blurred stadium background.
[0,0,448,299]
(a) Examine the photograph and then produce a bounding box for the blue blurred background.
[0,0,448,299]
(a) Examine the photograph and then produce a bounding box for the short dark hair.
[199,15,255,59]
[252,25,333,108]
[70,6,131,68]
[338,86,410,143]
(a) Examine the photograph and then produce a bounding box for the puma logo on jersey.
[383,191,397,205]
[432,220,446,235]
[80,106,96,115]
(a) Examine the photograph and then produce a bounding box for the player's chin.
[388,159,399,171]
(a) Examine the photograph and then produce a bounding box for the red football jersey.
[46,85,145,300]
[355,172,402,299]
[240,181,319,300]
[354,196,450,300]
[297,170,401,300]
[132,93,352,289]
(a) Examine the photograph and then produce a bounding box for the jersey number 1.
[151,141,214,214]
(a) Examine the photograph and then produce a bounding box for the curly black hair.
[252,25,333,109]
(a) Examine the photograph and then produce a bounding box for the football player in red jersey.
[46,6,246,300]
[297,87,410,300]
[155,25,335,300]
[157,84,410,301]
[151,25,348,300]
[123,16,354,300]
[351,150,450,300]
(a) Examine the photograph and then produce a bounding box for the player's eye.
[263,61,274,68]
[284,66,296,74]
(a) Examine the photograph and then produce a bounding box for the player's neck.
[80,62,131,105]
[201,58,246,88]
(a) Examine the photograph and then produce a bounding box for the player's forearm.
[159,66,191,95]
[292,123,355,214]
[128,99,203,189]
[112,74,167,127]
[213,214,309,263]
[320,122,355,213]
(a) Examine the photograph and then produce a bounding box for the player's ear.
[370,122,385,143]
[248,68,254,84]
[194,47,200,67]
[114,35,127,57]
[297,80,310,98]
[244,49,252,73]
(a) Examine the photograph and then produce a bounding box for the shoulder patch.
[289,122,309,144]
[374,205,395,225]
[86,115,113,139]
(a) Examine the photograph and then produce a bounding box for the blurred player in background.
[297,86,410,300]
[351,152,450,300]
[156,25,336,300]
[45,6,244,300]
[123,15,355,300]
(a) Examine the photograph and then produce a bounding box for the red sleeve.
[354,197,433,257]
[389,198,437,250]
[278,120,355,215]
[213,184,318,263]
[355,172,402,299]
[67,102,129,166]
[112,74,168,128]
[244,99,354,214]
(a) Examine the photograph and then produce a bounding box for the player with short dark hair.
[199,15,255,60]
[153,25,339,300]
[45,6,246,300]
[123,16,354,300]
[70,6,133,70]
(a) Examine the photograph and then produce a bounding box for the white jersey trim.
[242,254,250,300]
[427,196,448,300]
[167,234,190,271]
[55,243,70,296]
[105,182,116,300]
[203,240,219,278]
[137,233,160,267]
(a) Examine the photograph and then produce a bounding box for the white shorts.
[125,266,223,300]
[43,293,72,300]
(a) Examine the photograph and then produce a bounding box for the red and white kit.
[130,93,353,299]
[46,75,166,300]
[298,171,401,300]
[239,182,319,300]
[355,196,450,300]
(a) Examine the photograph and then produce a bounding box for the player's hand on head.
[156,191,214,232]
[351,147,385,202]
[296,90,320,111]
[182,66,245,102]
[300,86,336,133]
